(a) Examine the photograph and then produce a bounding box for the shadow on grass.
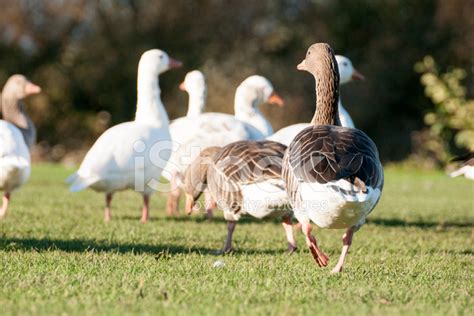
[118,215,282,225]
[0,237,287,256]
[367,218,473,229]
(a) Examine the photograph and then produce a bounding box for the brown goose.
[183,141,296,253]
[282,43,384,273]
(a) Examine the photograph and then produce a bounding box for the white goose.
[282,43,384,273]
[267,55,364,146]
[165,75,284,215]
[67,49,182,222]
[0,75,41,218]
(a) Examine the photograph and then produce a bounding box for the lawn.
[0,164,472,315]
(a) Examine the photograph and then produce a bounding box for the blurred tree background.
[0,0,472,165]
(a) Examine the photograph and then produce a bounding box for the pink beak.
[168,58,183,70]
[179,81,186,91]
[297,59,307,71]
[351,69,365,81]
[25,82,41,95]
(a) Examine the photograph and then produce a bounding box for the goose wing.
[208,140,286,214]
[284,125,383,196]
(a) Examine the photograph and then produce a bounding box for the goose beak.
[351,69,365,81]
[179,81,186,91]
[297,59,307,71]
[185,193,195,215]
[168,58,183,70]
[25,82,41,95]
[268,92,285,107]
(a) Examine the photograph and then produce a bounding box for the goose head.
[179,70,207,117]
[2,74,41,102]
[180,70,206,94]
[335,55,365,84]
[183,146,221,215]
[235,75,284,111]
[297,43,339,80]
[138,49,182,76]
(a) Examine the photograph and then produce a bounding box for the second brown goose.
[282,43,384,273]
[183,141,296,254]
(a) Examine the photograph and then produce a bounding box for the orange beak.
[179,81,186,91]
[268,92,284,107]
[297,59,307,71]
[351,69,365,81]
[185,193,195,215]
[168,57,183,70]
[25,82,41,95]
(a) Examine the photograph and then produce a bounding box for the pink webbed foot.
[307,235,329,267]
[301,221,329,267]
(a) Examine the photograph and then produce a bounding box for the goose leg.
[301,221,329,267]
[140,194,150,223]
[282,216,297,253]
[221,221,236,254]
[204,190,216,218]
[331,228,354,274]
[166,172,180,216]
[104,193,113,222]
[0,193,11,218]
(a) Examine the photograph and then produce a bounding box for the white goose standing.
[0,75,41,218]
[267,55,364,146]
[282,43,384,273]
[165,75,284,215]
[67,49,182,222]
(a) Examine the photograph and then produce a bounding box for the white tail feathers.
[67,173,99,192]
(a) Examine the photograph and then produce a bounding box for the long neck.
[310,60,341,126]
[186,92,206,118]
[234,93,273,136]
[135,71,169,127]
[1,95,36,148]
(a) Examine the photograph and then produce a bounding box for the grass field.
[0,164,472,315]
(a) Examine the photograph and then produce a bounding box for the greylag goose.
[183,141,296,254]
[282,43,384,273]
[0,75,41,218]
[165,75,284,216]
[267,55,364,146]
[67,49,182,222]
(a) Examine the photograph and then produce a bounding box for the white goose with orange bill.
[67,49,182,222]
[267,55,365,146]
[0,75,41,218]
[282,43,384,273]
[164,75,284,216]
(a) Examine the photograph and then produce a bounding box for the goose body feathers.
[0,120,31,192]
[206,140,290,221]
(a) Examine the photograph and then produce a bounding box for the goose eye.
[343,62,348,66]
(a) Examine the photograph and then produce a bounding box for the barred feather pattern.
[190,140,287,216]
[282,124,384,227]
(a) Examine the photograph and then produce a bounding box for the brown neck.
[310,54,341,126]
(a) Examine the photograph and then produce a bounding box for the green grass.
[0,164,473,315]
